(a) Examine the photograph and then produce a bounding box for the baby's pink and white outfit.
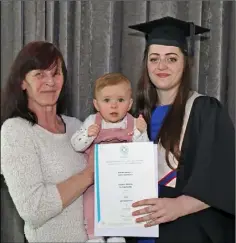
[71,112,149,243]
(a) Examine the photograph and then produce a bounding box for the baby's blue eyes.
[103,98,125,103]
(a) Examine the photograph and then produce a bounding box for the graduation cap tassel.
[189,22,195,57]
[129,16,210,58]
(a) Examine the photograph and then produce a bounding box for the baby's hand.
[136,114,147,133]
[88,124,100,137]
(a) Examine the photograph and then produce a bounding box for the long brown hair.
[1,41,68,126]
[134,46,191,169]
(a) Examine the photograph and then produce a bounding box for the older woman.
[1,41,94,242]
[129,17,235,243]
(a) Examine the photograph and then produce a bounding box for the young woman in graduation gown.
[126,17,235,243]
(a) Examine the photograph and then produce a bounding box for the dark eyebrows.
[149,53,179,57]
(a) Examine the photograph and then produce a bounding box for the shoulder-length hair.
[134,45,192,169]
[1,41,68,126]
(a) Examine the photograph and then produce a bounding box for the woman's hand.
[132,195,209,227]
[132,197,183,227]
[84,148,95,184]
[57,148,95,209]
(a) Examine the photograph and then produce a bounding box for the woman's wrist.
[81,166,94,186]
[175,195,209,217]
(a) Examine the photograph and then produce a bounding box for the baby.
[71,72,149,243]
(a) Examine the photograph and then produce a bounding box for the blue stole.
[137,105,171,243]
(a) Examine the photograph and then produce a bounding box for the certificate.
[94,142,159,237]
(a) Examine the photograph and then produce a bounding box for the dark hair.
[1,41,68,126]
[134,46,191,169]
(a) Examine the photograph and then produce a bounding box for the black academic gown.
[127,96,235,243]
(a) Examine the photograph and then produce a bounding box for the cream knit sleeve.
[1,118,63,229]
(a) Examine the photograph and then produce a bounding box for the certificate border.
[95,144,101,223]
[94,142,159,237]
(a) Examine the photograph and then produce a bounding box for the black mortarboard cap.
[129,16,210,56]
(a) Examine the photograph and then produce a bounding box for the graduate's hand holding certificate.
[94,142,159,237]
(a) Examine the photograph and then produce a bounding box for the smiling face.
[21,61,64,110]
[93,82,133,123]
[147,44,185,92]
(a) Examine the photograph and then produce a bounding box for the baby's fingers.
[92,124,100,129]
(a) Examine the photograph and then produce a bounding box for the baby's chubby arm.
[132,114,150,142]
[71,115,100,152]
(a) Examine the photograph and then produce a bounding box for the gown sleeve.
[182,96,235,215]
